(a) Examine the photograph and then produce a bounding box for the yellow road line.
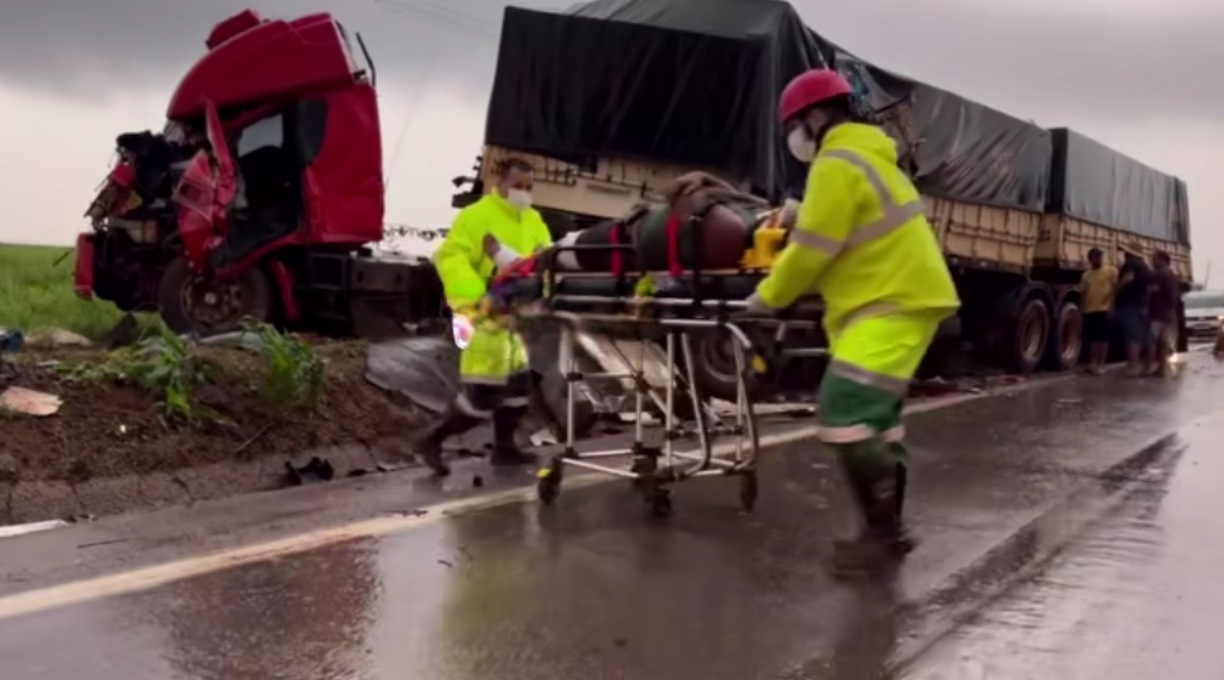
[0,377,1058,622]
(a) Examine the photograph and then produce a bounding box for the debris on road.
[0,386,62,417]
[24,328,92,350]
[0,327,23,354]
[283,456,336,486]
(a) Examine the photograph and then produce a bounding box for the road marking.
[0,520,68,539]
[0,372,1081,622]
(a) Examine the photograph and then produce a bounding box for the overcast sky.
[1,0,1220,278]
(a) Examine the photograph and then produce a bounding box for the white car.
[1183,290,1224,339]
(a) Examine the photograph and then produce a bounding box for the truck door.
[173,100,237,271]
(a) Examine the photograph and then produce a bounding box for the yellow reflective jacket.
[434,192,554,308]
[753,123,960,334]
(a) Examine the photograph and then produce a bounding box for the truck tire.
[688,329,764,403]
[1007,296,1050,374]
[1043,299,1083,372]
[157,257,274,336]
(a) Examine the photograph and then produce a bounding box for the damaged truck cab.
[76,9,441,336]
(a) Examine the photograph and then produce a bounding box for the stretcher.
[490,238,828,517]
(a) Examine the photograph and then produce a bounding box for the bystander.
[1114,249,1152,377]
[1148,250,1180,377]
[1079,247,1117,375]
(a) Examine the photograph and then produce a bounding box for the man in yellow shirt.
[1080,247,1118,375]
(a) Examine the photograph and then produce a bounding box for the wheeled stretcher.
[489,236,827,517]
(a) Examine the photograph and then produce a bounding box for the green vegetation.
[56,324,228,427]
[4,243,330,425]
[53,320,327,428]
[0,243,129,339]
[247,321,327,411]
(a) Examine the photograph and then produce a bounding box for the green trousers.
[818,373,906,481]
[817,309,946,480]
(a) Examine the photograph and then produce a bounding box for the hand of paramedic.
[745,161,857,314]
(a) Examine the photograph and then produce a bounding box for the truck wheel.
[1007,297,1049,374]
[688,330,764,404]
[1043,300,1083,371]
[157,257,274,336]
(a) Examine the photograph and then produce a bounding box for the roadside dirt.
[0,342,424,488]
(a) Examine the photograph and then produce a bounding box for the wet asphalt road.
[903,409,1224,680]
[1,354,1222,680]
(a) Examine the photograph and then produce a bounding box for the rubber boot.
[893,461,915,551]
[831,452,912,576]
[413,406,480,477]
[490,406,535,466]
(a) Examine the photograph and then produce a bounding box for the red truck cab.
[76,10,436,336]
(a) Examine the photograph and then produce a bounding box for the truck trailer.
[73,3,1193,404]
[452,0,1193,395]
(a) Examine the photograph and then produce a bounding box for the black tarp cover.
[1047,128,1190,244]
[486,0,824,200]
[485,0,1052,211]
[831,53,1051,212]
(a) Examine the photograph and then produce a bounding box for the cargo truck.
[452,0,1193,396]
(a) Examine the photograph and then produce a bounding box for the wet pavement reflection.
[903,414,1224,680]
[0,356,1221,680]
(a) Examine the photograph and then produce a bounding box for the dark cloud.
[1,0,1220,123]
[795,0,1224,123]
[0,0,558,103]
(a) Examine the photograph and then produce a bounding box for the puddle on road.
[902,425,1224,680]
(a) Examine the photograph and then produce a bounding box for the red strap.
[665,212,683,276]
[491,254,537,287]
[609,222,623,275]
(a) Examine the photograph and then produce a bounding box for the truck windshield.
[1184,292,1224,309]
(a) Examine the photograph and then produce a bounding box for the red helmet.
[778,69,853,124]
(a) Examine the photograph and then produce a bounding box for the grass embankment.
[0,242,131,339]
[1,243,422,503]
[3,332,417,485]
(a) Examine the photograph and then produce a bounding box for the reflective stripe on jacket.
[434,192,554,309]
[751,122,960,336]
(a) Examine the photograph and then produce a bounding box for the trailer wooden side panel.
[1034,214,1193,285]
[926,197,1038,275]
[479,146,740,220]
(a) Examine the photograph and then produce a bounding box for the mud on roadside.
[0,341,426,525]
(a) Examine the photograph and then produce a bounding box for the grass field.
[0,243,130,339]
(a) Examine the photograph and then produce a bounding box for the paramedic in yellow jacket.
[414,158,553,476]
[745,69,961,569]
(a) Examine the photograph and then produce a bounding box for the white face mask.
[505,189,533,209]
[787,128,817,163]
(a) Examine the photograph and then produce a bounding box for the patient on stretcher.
[520,172,797,278]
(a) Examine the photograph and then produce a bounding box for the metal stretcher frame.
[508,242,828,517]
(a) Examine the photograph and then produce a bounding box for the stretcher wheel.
[629,455,658,494]
[536,459,564,506]
[739,471,759,513]
[648,490,673,518]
